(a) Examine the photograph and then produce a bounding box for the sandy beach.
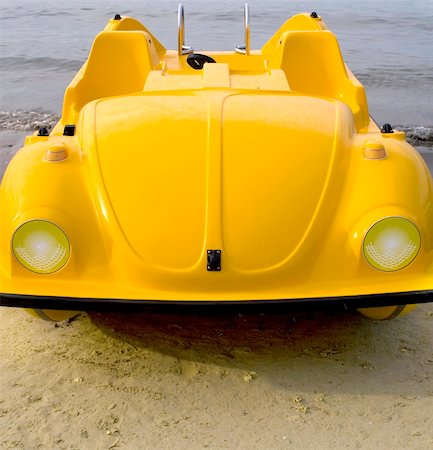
[0,131,432,449]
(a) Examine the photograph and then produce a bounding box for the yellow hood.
[81,91,348,272]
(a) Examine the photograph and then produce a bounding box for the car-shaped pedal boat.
[1,5,432,321]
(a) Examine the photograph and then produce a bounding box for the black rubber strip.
[0,290,432,313]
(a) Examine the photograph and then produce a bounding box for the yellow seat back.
[267,30,369,130]
[62,31,160,123]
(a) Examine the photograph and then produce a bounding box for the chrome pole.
[244,3,250,56]
[178,4,193,55]
[235,4,251,55]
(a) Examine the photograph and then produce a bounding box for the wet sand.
[0,130,27,179]
[0,132,432,449]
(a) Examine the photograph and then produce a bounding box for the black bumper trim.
[0,290,432,313]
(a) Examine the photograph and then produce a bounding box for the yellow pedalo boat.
[0,5,432,322]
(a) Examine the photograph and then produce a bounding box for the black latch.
[207,250,221,271]
[381,123,394,134]
[37,127,49,137]
[63,124,76,136]
[114,14,122,20]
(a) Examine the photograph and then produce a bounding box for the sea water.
[0,0,432,148]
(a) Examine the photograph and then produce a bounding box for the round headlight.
[12,220,70,274]
[363,217,420,272]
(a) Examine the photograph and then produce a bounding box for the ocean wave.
[1,110,432,148]
[356,68,433,88]
[0,110,60,132]
[0,56,82,72]
[395,126,433,147]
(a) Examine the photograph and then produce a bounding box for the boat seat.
[266,30,369,130]
[62,30,160,123]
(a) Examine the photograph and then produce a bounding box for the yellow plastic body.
[1,14,432,309]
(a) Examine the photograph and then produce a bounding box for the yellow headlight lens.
[363,217,420,271]
[12,220,70,274]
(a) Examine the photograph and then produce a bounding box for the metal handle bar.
[178,4,193,55]
[235,4,250,55]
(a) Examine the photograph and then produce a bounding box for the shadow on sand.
[86,304,432,396]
